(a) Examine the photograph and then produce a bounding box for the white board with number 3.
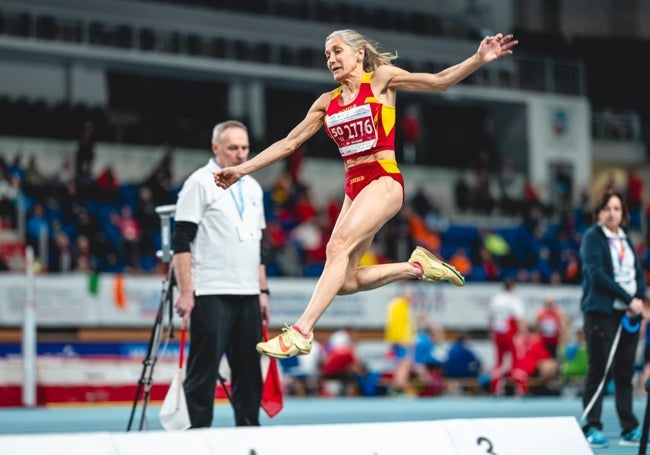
[445,416,592,455]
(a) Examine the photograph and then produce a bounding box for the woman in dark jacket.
[580,189,646,448]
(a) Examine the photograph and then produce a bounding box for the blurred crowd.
[261,146,650,287]
[0,127,649,287]
[0,125,175,273]
[2,126,650,401]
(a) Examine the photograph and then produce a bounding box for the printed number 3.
[477,436,497,455]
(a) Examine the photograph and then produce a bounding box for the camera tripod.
[126,204,177,432]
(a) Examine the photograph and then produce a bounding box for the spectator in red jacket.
[509,326,558,396]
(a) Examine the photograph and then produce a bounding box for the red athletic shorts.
[344,159,404,200]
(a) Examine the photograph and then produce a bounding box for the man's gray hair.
[212,120,247,143]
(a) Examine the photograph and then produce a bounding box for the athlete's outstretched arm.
[381,33,518,93]
[213,93,329,189]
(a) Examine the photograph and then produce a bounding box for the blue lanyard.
[229,180,244,219]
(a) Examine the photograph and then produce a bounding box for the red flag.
[260,324,283,418]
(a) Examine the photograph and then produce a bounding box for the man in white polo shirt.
[172,120,269,427]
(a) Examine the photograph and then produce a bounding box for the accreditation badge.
[237,225,258,242]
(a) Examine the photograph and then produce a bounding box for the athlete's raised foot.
[409,246,465,286]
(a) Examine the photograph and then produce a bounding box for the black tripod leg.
[217,372,232,404]
[218,371,254,426]
[137,312,165,431]
[126,264,174,431]
[126,298,164,431]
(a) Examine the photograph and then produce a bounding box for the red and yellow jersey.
[324,72,396,159]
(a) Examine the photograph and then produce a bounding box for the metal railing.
[0,2,585,96]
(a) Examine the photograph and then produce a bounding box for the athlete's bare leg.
[294,176,421,334]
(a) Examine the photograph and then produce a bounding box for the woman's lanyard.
[608,236,626,269]
[229,180,244,220]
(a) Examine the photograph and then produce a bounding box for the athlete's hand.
[477,33,518,63]
[213,166,243,189]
